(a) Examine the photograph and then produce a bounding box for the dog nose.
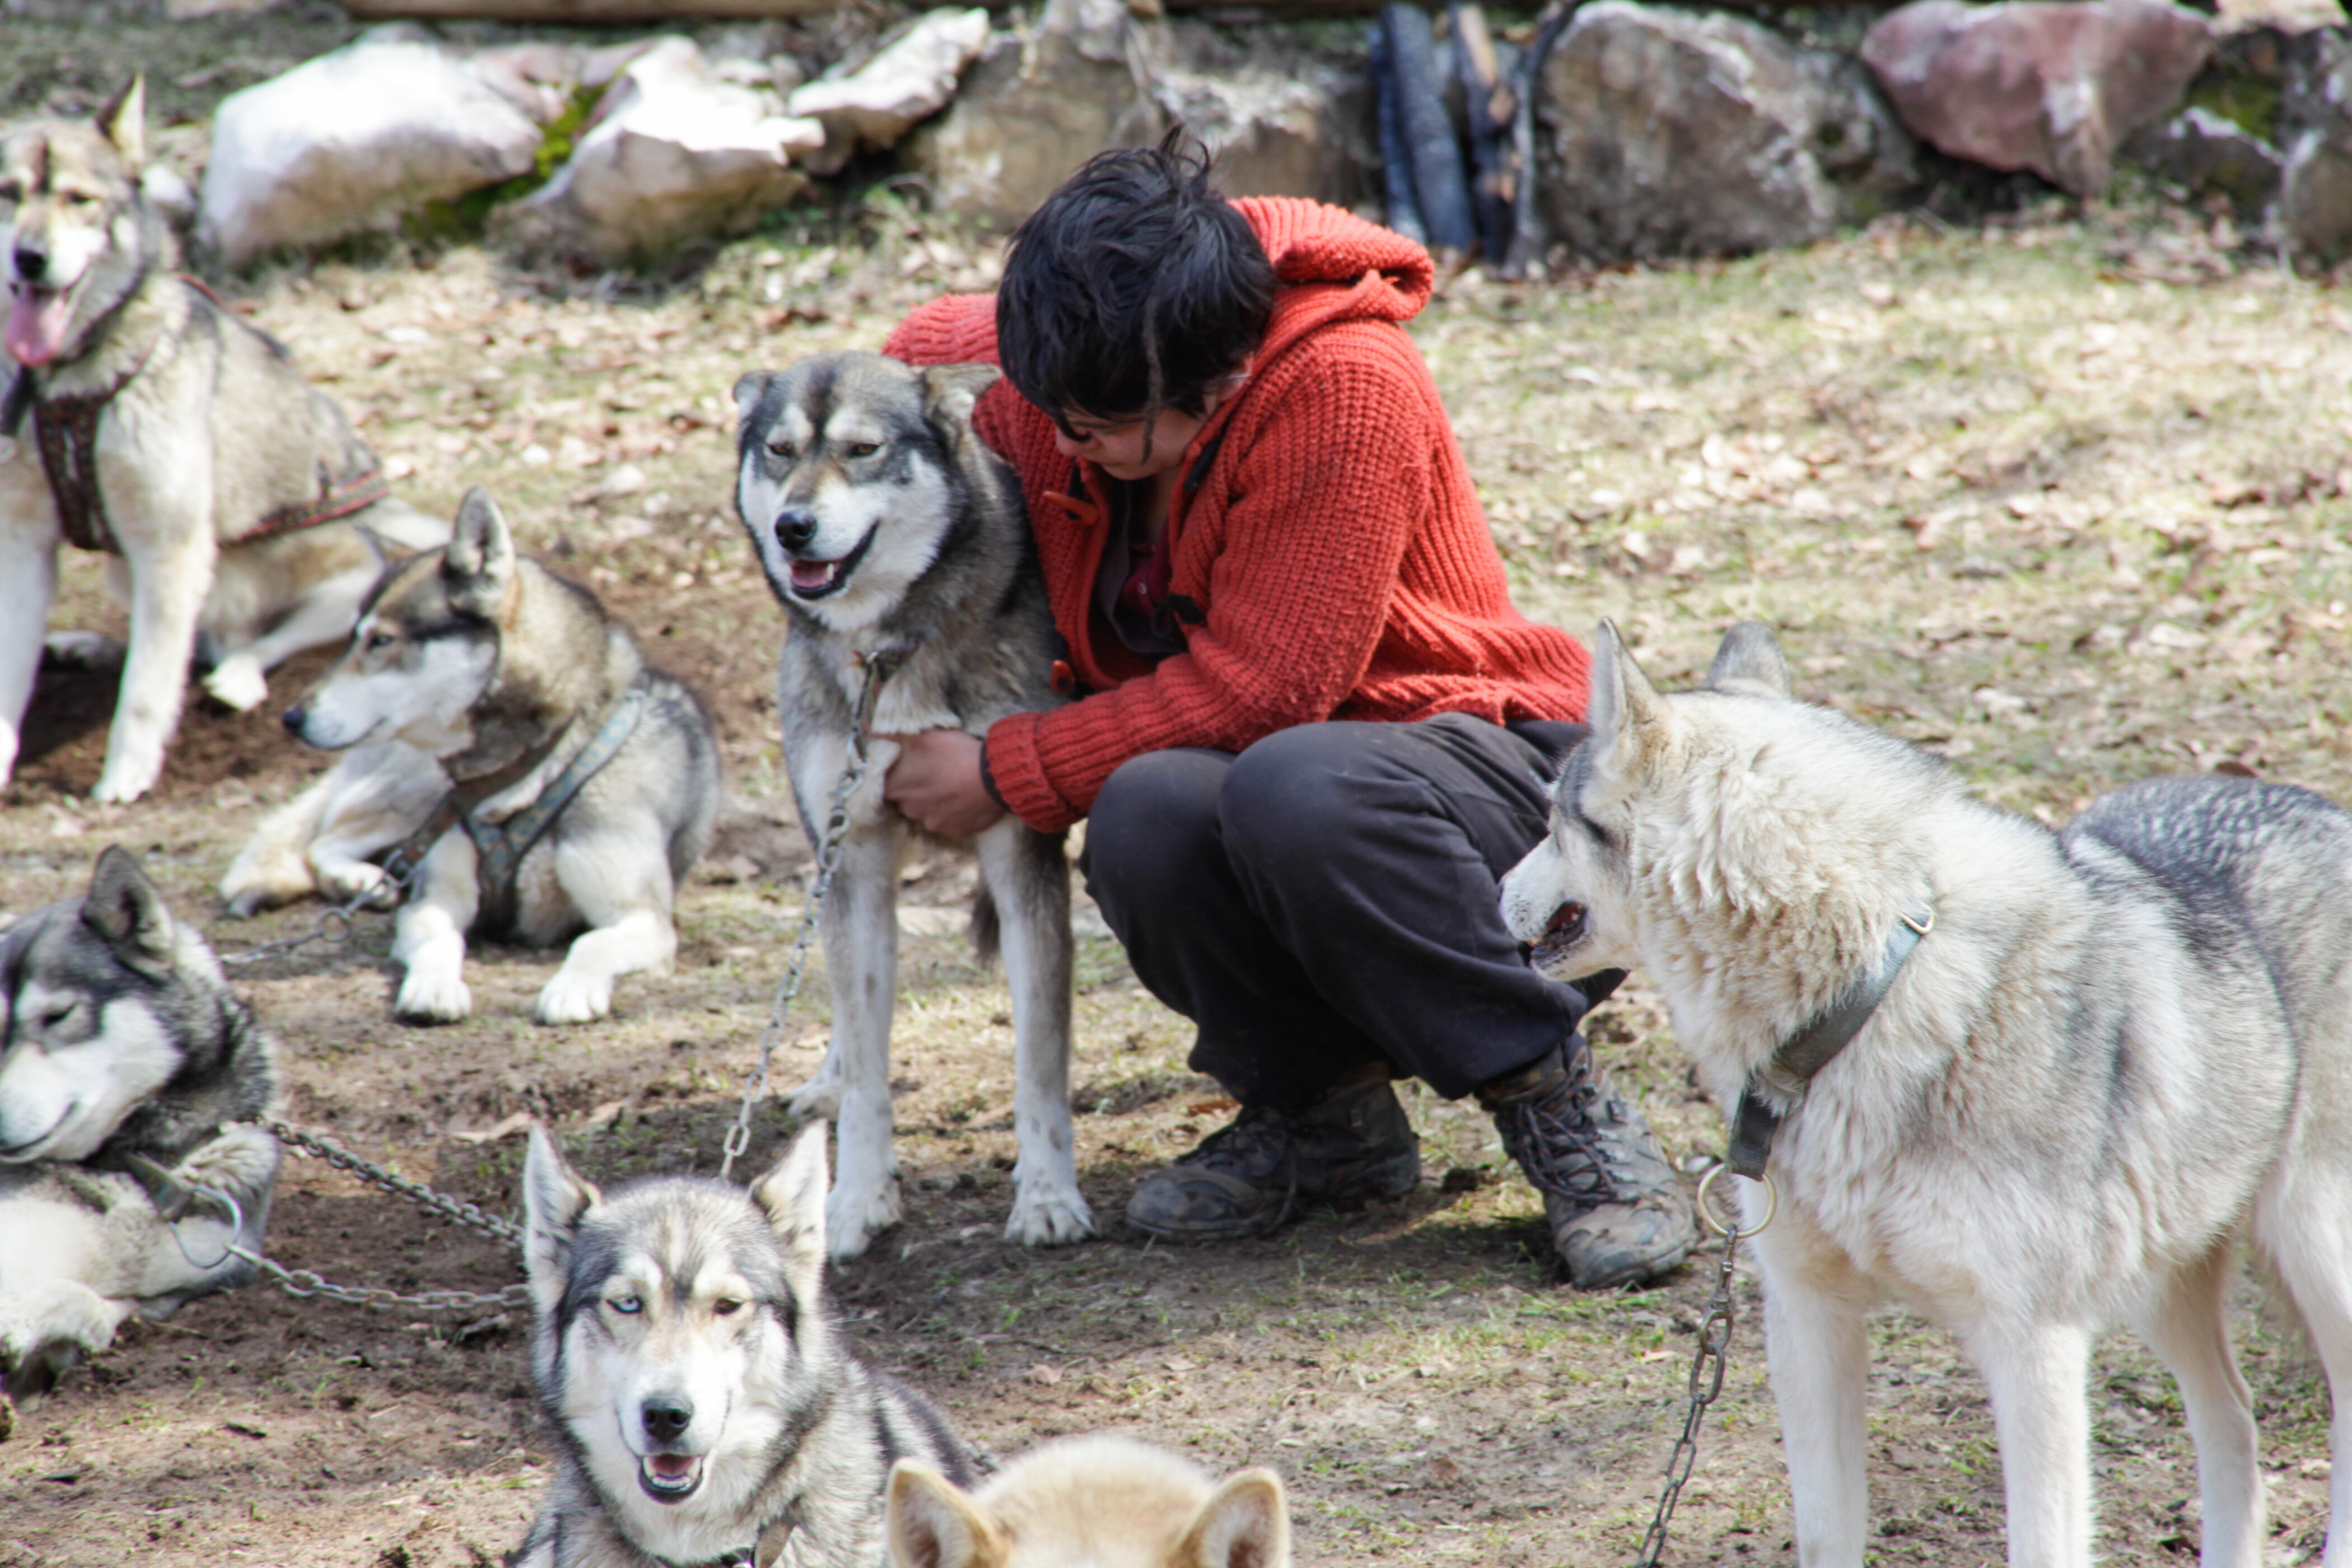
[774,507,818,553]
[641,1397,693,1444]
[281,704,306,736]
[12,245,45,285]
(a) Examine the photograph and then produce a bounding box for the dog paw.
[1005,1186,1096,1248]
[395,969,473,1024]
[200,656,269,713]
[785,1075,844,1121]
[92,748,164,805]
[318,864,398,911]
[41,631,123,669]
[826,1179,903,1260]
[534,969,613,1026]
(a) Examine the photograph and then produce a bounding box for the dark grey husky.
[0,847,278,1414]
[732,351,1086,1261]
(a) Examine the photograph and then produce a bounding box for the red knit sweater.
[883,197,1592,833]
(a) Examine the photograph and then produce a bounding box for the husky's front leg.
[202,557,378,712]
[1757,1235,1873,1567]
[1968,1318,2096,1568]
[536,829,679,1025]
[393,830,480,1023]
[96,519,217,804]
[0,1280,130,1402]
[0,520,60,790]
[976,817,1091,1247]
[821,819,903,1259]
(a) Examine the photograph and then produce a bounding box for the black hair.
[996,130,1276,444]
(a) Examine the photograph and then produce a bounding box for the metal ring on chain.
[165,1183,245,1271]
[1695,1163,1776,1239]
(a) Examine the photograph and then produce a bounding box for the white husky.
[1501,620,2352,1568]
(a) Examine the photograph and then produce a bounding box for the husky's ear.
[82,845,174,978]
[1705,620,1793,699]
[750,1121,829,1303]
[918,364,999,432]
[731,371,778,430]
[444,487,517,622]
[522,1123,600,1318]
[1586,620,1667,761]
[886,1459,1008,1568]
[1175,1468,1291,1568]
[97,76,145,167]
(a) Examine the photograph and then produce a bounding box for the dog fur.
[0,78,447,804]
[888,1437,1291,1568]
[1500,620,2352,1568]
[732,351,1088,1259]
[0,847,278,1414]
[254,486,720,1026]
[516,1121,974,1568]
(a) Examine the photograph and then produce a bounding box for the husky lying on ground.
[888,1436,1291,1568]
[0,847,279,1418]
[1501,620,2352,1568]
[236,486,720,1025]
[0,78,447,805]
[516,1121,975,1568]
[733,351,1088,1260]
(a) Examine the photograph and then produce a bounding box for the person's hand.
[880,727,1004,838]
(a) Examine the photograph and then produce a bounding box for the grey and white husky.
[516,1121,975,1568]
[0,78,447,805]
[0,847,279,1413]
[732,351,1088,1260]
[1501,620,2352,1568]
[230,486,721,1026]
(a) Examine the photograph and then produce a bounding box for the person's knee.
[1083,749,1226,909]
[1218,725,1387,872]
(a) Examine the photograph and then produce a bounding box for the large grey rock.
[198,33,545,267]
[2124,105,2284,210]
[2280,26,2352,268]
[1861,0,2213,197]
[791,7,991,175]
[903,0,1372,227]
[1534,1,1917,263]
[502,36,823,268]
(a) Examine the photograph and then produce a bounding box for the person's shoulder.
[884,293,1002,367]
[1248,318,1432,413]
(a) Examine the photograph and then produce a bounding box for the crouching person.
[874,135,1695,1288]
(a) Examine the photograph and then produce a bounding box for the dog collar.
[1721,906,1933,1180]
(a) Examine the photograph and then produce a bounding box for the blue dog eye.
[609,1295,642,1314]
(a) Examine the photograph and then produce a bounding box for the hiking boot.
[1477,1043,1695,1289]
[1126,1070,1421,1242]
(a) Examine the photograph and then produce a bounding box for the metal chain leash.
[265,1117,525,1247]
[231,1244,535,1314]
[218,856,418,969]
[720,647,904,1183]
[1632,1165,1776,1567]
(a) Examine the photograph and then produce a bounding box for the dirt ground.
[5,12,2352,1568]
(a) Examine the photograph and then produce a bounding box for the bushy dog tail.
[969,886,1000,966]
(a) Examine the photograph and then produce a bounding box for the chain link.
[720,649,903,1183]
[265,1118,524,1247]
[220,860,413,969]
[230,1244,535,1314]
[1632,1219,1742,1566]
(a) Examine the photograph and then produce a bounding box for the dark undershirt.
[1093,478,1185,661]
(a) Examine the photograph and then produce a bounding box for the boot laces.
[1179,1104,1296,1176]
[1495,1080,1631,1206]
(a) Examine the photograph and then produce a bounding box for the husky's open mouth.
[783,522,876,601]
[1527,902,1588,969]
[638,1452,704,1503]
[6,282,78,369]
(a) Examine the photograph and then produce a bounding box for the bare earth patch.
[4,196,2349,1567]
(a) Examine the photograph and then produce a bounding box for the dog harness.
[375,676,651,936]
[1,276,389,555]
[1722,906,1934,1180]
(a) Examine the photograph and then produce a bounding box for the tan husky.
[0,78,445,803]
[888,1437,1291,1568]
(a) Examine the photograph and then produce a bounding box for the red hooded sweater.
[883,197,1592,834]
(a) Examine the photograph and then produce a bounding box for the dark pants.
[1079,715,1618,1112]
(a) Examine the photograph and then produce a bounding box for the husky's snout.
[774,506,819,553]
[641,1394,693,1444]
[12,242,49,285]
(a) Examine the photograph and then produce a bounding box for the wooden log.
[343,0,837,20]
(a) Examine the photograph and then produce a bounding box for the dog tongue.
[6,288,73,367]
[789,559,838,594]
